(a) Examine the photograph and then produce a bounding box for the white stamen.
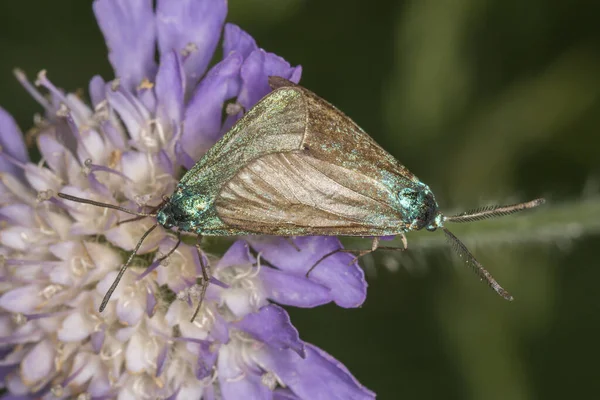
[100,347,123,361]
[34,69,47,86]
[94,99,110,119]
[261,371,278,390]
[225,372,246,383]
[36,189,54,202]
[13,68,52,110]
[132,375,152,399]
[193,302,215,330]
[139,119,168,153]
[143,338,159,368]
[70,255,94,276]
[181,42,198,57]
[110,79,120,91]
[40,284,63,299]
[56,103,70,118]
[226,102,244,116]
[50,385,64,397]
[11,312,27,325]
[176,290,187,302]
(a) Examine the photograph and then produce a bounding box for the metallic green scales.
[157,77,440,237]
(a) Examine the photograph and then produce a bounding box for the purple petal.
[156,343,168,377]
[218,343,272,400]
[0,363,19,384]
[146,289,157,316]
[89,75,106,107]
[0,107,28,177]
[0,285,42,313]
[223,23,257,59]
[91,330,105,353]
[237,49,302,110]
[182,53,243,159]
[58,312,92,342]
[93,0,157,90]
[155,51,185,129]
[0,107,27,163]
[215,240,254,270]
[196,341,217,380]
[105,84,151,144]
[100,119,127,150]
[274,389,301,400]
[116,292,145,326]
[164,388,181,400]
[0,204,35,227]
[174,140,195,169]
[137,83,157,114]
[210,310,230,344]
[249,237,367,308]
[156,149,174,176]
[156,0,227,88]
[260,343,375,400]
[259,266,332,308]
[234,304,305,358]
[21,339,56,384]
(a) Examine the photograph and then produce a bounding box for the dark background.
[1,1,599,399]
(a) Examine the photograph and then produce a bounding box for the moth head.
[397,186,440,231]
[157,189,207,230]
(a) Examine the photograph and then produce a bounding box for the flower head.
[0,0,373,399]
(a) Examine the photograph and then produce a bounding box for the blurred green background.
[1,1,599,399]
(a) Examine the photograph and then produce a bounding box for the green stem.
[344,197,600,250]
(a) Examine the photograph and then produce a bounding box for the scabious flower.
[0,1,375,399]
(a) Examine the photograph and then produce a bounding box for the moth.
[59,76,544,317]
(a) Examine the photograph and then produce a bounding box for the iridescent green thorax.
[157,188,203,230]
[395,184,440,231]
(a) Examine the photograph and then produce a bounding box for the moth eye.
[398,188,418,200]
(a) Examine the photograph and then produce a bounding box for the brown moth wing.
[269,77,417,187]
[212,78,418,235]
[216,152,407,236]
[178,85,307,197]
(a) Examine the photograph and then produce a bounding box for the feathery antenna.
[446,198,545,223]
[442,227,513,301]
[58,193,158,218]
[57,193,171,312]
[99,223,158,312]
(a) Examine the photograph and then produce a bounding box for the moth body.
[157,77,441,237]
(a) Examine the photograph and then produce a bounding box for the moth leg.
[371,237,380,252]
[116,198,169,226]
[306,247,373,276]
[306,236,408,277]
[306,248,343,277]
[190,236,211,322]
[117,214,147,226]
[284,237,301,252]
[399,233,408,250]
[155,231,181,266]
[306,238,380,277]
[345,237,381,265]
[225,102,245,116]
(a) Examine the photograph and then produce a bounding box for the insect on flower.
[59,76,544,318]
